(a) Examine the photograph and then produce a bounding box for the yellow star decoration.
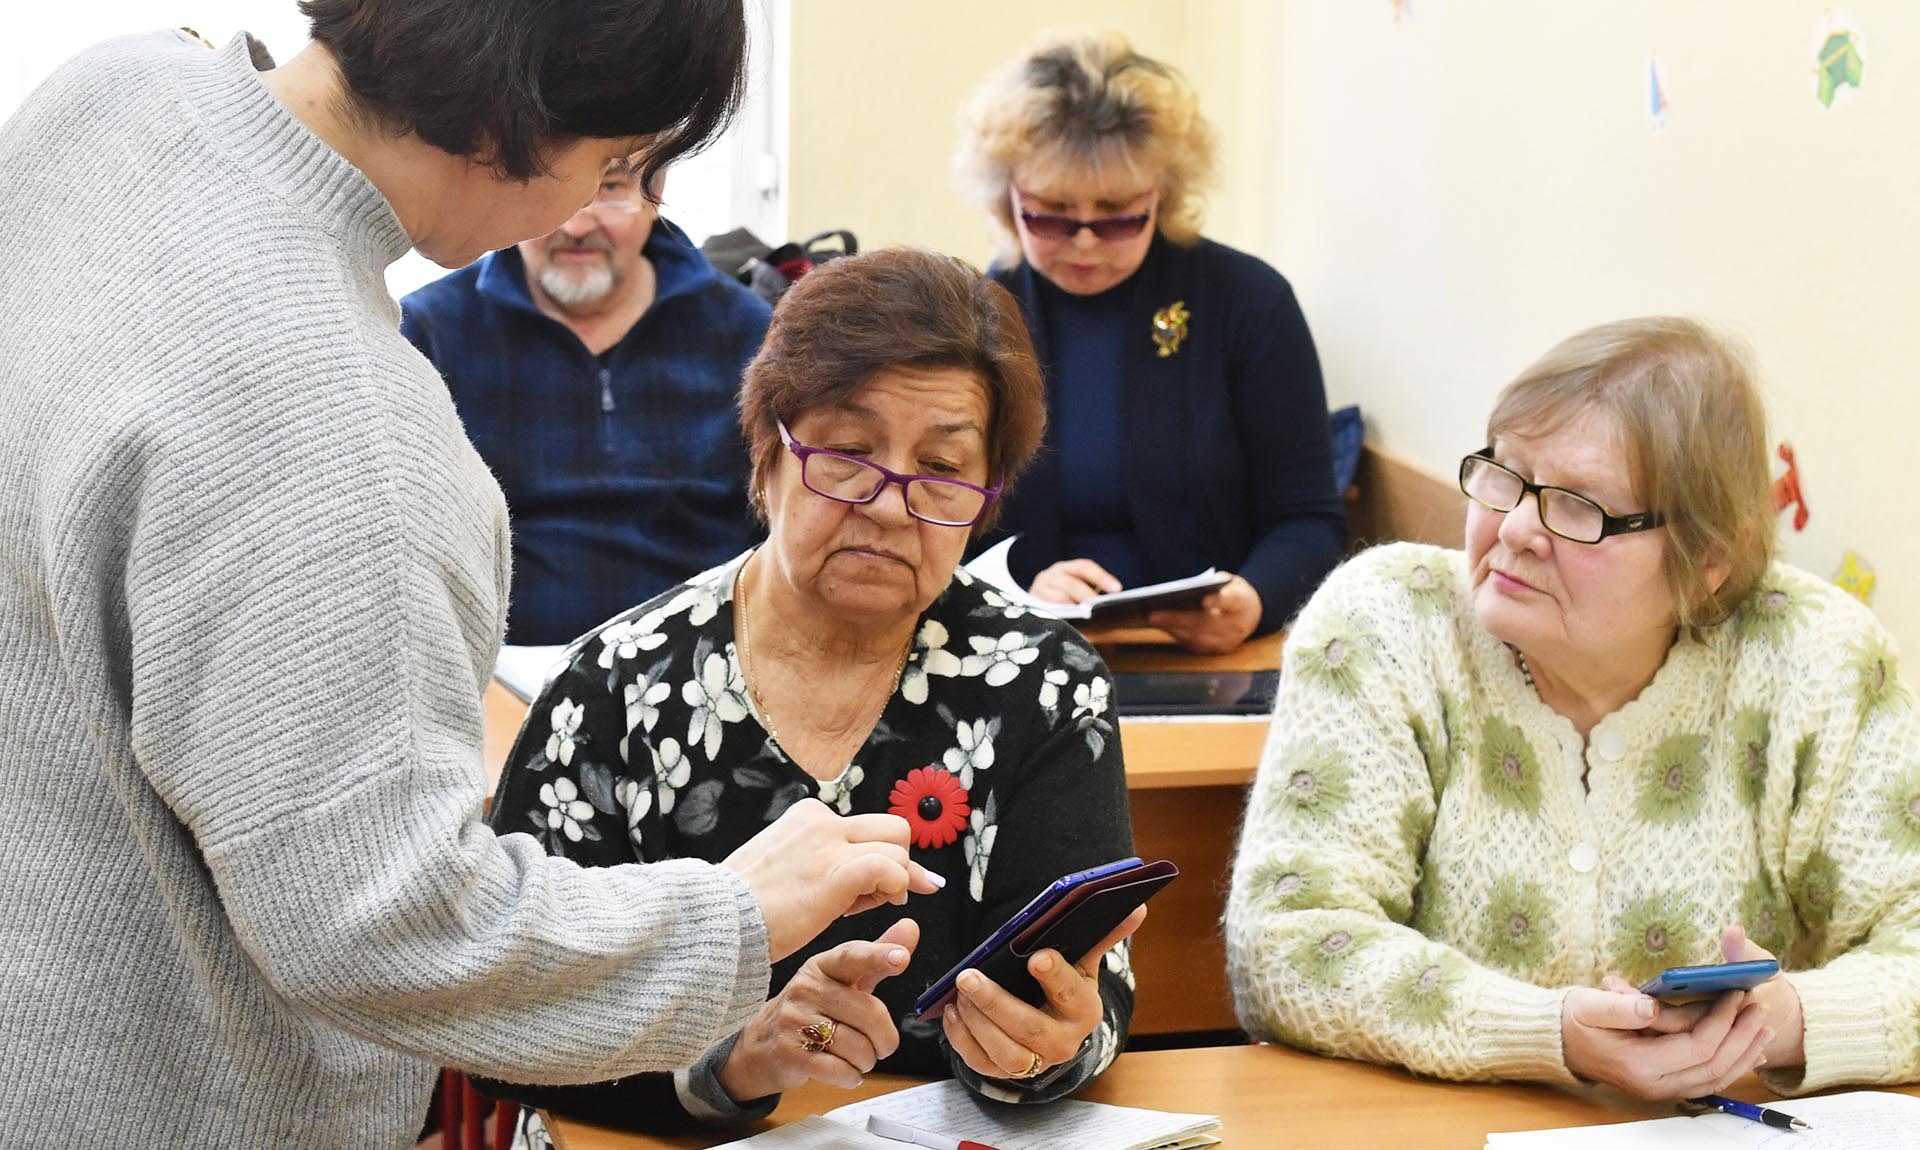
[1151,301,1191,358]
[1835,550,1876,606]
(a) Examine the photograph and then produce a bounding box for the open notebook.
[961,537,1229,623]
[706,1079,1220,1150]
[1485,1090,1920,1149]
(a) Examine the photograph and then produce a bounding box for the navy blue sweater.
[401,220,770,645]
[986,234,1346,634]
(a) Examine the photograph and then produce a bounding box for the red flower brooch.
[888,766,970,850]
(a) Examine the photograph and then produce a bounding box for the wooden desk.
[480,631,1276,1038]
[545,1042,1920,1150]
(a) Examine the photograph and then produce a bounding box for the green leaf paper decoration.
[1817,32,1864,108]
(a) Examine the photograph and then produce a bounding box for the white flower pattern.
[815,764,866,815]
[901,619,964,705]
[964,796,999,902]
[545,698,584,766]
[614,777,650,848]
[539,777,595,843]
[1071,678,1111,721]
[620,673,672,764]
[597,615,667,668]
[648,737,692,814]
[1038,667,1070,715]
[960,630,1043,687]
[942,717,996,790]
[682,648,749,760]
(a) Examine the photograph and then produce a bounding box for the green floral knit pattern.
[1227,543,1920,1091]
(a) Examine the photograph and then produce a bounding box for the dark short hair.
[738,248,1047,534]
[299,0,746,186]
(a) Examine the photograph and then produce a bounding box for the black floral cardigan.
[479,552,1137,1134]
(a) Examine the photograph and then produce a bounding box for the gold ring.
[1015,1051,1046,1079]
[798,1018,837,1053]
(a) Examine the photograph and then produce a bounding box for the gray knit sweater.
[0,31,769,1148]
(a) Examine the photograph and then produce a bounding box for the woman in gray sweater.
[0,4,933,1147]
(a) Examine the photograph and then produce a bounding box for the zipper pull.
[598,367,615,413]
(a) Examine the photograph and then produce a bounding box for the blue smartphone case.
[1637,959,1780,1000]
[912,857,1176,1018]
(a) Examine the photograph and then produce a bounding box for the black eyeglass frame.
[1458,448,1667,544]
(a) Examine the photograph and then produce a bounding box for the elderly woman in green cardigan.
[1227,317,1920,1100]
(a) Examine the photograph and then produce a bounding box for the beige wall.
[788,1,1920,654]
[1205,0,1920,655]
[785,0,1187,268]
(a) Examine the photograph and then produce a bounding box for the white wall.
[785,1,1188,269]
[1183,0,1920,656]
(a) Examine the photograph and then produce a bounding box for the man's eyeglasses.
[579,177,644,221]
[1459,449,1666,544]
[1012,189,1153,242]
[779,420,1001,527]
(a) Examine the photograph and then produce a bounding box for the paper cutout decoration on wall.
[1835,550,1875,605]
[1813,10,1865,108]
[1771,443,1810,532]
[1648,54,1671,134]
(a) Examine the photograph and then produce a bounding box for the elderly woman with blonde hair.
[954,31,1346,652]
[1227,317,1920,1099]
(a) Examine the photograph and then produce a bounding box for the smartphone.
[1638,959,1780,1001]
[912,857,1177,1019]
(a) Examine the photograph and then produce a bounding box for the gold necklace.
[733,561,912,754]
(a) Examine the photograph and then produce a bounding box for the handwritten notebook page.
[823,1079,1220,1150]
[1484,1090,1920,1149]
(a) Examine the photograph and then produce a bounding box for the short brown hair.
[954,30,1216,255]
[1488,317,1775,629]
[738,248,1046,533]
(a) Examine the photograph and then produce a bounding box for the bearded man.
[404,161,771,643]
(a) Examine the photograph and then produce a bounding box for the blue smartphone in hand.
[911,856,1176,1019]
[1638,959,1780,1001]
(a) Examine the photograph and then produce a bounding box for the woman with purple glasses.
[480,249,1140,1142]
[955,31,1347,653]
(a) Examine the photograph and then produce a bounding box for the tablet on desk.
[1113,670,1278,716]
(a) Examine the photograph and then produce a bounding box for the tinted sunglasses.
[1013,190,1154,242]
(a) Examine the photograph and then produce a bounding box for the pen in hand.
[866,1113,1005,1150]
[1687,1094,1812,1133]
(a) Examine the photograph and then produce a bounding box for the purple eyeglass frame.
[777,419,1002,527]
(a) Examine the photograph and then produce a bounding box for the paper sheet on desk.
[962,537,1226,622]
[1484,1090,1920,1148]
[825,1079,1220,1150]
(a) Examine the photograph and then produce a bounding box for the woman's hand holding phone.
[940,905,1147,1084]
[1719,925,1805,1073]
[1559,923,1802,1098]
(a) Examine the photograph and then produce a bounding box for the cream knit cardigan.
[1227,542,1920,1093]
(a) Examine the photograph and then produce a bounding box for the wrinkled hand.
[1030,559,1123,606]
[1561,967,1771,1099]
[1146,574,1262,654]
[942,906,1147,1082]
[718,919,920,1103]
[1721,924,1804,1072]
[722,800,943,961]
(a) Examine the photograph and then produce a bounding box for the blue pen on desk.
[1688,1094,1812,1132]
